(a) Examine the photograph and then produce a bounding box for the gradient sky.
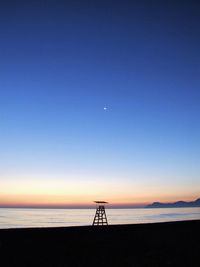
[0,0,200,208]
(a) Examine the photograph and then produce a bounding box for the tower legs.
[93,205,108,225]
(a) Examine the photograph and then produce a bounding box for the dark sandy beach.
[0,220,199,267]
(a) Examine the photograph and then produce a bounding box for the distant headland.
[146,198,200,208]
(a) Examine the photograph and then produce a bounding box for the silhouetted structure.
[93,201,108,225]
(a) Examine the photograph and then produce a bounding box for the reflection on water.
[0,207,199,229]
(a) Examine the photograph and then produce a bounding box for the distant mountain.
[146,198,200,208]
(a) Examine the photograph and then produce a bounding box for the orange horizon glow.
[1,176,199,208]
[0,193,198,208]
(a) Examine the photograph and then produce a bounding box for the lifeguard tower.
[93,201,108,226]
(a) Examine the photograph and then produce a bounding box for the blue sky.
[0,0,199,207]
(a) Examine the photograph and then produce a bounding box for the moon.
[103,107,108,110]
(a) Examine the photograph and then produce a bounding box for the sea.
[0,207,200,229]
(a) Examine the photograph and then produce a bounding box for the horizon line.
[0,204,147,209]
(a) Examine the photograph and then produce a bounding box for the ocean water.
[0,207,200,229]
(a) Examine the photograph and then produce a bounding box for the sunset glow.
[0,174,199,208]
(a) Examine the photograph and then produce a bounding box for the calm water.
[0,207,200,229]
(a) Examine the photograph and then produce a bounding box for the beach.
[0,220,199,267]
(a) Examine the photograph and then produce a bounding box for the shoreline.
[0,218,199,230]
[0,220,199,267]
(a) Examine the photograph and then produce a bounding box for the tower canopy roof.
[94,201,108,204]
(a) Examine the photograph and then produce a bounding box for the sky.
[0,0,200,208]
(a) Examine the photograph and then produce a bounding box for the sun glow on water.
[0,207,200,229]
